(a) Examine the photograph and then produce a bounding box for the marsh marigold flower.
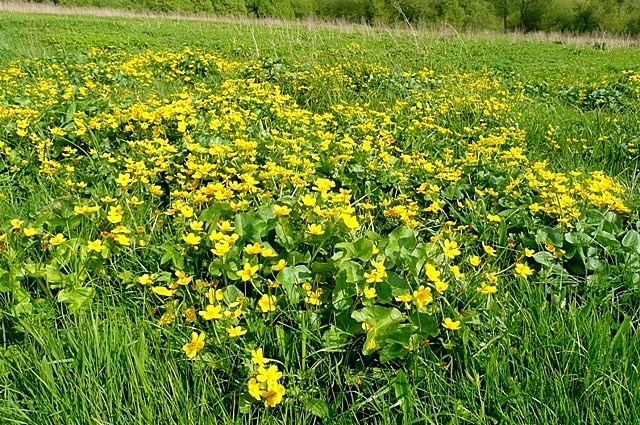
[442,239,461,258]
[443,317,461,331]
[49,233,66,245]
[258,294,277,312]
[514,262,534,278]
[182,331,205,359]
[87,239,103,252]
[237,263,259,281]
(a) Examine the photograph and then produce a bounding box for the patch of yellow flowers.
[0,47,635,410]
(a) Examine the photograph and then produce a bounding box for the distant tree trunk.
[503,0,508,33]
[519,0,527,30]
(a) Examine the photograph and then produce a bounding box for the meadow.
[0,10,639,425]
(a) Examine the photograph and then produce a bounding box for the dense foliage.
[14,0,640,34]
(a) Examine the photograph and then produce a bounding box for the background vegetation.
[8,0,640,35]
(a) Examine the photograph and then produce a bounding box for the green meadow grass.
[0,10,639,425]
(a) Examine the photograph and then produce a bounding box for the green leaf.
[393,369,410,406]
[277,265,312,305]
[222,285,244,304]
[43,265,64,284]
[57,287,94,313]
[387,272,411,297]
[332,277,357,311]
[303,397,329,419]
[536,227,563,247]
[198,202,231,223]
[238,393,254,414]
[352,306,404,354]
[533,251,555,267]
[622,230,640,254]
[408,312,438,337]
[0,268,11,292]
[335,238,373,262]
[595,230,619,248]
[564,232,593,247]
[13,287,32,315]
[322,326,350,349]
[337,260,364,284]
[275,222,296,251]
[385,226,417,261]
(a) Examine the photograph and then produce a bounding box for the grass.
[0,8,639,425]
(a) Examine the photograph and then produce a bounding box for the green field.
[0,10,639,425]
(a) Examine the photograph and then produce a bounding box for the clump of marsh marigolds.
[247,348,286,408]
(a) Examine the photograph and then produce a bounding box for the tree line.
[28,0,640,35]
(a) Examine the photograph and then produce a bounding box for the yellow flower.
[514,262,534,278]
[478,283,497,294]
[434,280,449,294]
[211,241,231,256]
[107,213,123,224]
[175,270,193,286]
[395,293,412,304]
[113,234,130,246]
[179,205,194,218]
[115,173,132,187]
[237,263,259,281]
[256,365,282,383]
[244,243,263,255]
[182,331,205,359]
[261,381,286,408]
[483,244,496,256]
[523,248,535,258]
[258,294,277,312]
[274,205,291,216]
[363,286,377,299]
[443,317,461,331]
[271,259,287,271]
[138,274,154,285]
[23,227,37,237]
[189,221,204,231]
[87,239,103,252]
[182,232,201,246]
[251,348,268,366]
[112,225,131,234]
[442,239,461,258]
[449,265,464,279]
[469,255,481,267]
[413,285,433,309]
[209,230,224,241]
[152,286,176,297]
[149,185,163,196]
[342,214,359,229]
[424,264,440,282]
[301,194,317,207]
[10,219,23,229]
[307,223,324,236]
[226,326,247,337]
[218,220,234,232]
[248,378,262,401]
[199,304,223,320]
[304,289,323,305]
[49,233,66,245]
[313,178,335,193]
[101,196,117,204]
[487,214,502,223]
